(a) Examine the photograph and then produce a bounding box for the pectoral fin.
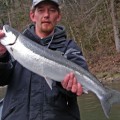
[45,77,53,90]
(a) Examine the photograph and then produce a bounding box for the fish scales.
[15,34,105,95]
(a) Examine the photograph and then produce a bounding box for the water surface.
[78,81,120,120]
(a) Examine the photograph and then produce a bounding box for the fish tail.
[100,87,120,118]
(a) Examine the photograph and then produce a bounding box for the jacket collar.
[23,24,67,49]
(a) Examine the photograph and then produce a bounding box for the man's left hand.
[61,72,83,96]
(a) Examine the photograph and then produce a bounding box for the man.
[0,0,88,120]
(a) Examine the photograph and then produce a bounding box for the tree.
[110,0,120,52]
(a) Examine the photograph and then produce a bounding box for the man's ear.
[56,13,62,23]
[30,11,35,22]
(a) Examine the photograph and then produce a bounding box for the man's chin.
[42,28,54,34]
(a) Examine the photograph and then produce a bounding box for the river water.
[78,81,120,120]
[0,81,120,120]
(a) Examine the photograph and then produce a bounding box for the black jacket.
[0,24,88,120]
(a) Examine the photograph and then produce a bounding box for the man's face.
[30,2,61,35]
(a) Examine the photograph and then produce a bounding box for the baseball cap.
[32,0,60,8]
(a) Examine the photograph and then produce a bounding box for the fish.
[1,25,120,118]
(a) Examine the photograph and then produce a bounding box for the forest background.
[0,0,120,82]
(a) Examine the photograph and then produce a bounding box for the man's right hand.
[0,30,7,55]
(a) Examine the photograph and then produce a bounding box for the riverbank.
[87,51,120,84]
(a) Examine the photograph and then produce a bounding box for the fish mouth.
[1,26,17,46]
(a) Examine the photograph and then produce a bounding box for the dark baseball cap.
[32,0,60,8]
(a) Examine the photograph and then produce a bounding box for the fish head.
[0,25,19,46]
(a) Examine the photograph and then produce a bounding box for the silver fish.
[1,25,120,118]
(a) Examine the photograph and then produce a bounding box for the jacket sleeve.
[0,52,14,86]
[64,40,88,71]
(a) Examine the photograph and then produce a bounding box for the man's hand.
[61,72,83,96]
[0,30,5,38]
[0,30,6,55]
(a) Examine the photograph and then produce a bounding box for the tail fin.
[100,87,120,118]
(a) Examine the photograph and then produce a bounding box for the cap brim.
[32,0,59,8]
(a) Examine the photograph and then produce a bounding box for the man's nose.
[43,10,50,18]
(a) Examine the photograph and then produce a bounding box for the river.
[78,81,120,120]
[0,81,120,120]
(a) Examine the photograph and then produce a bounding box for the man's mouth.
[42,21,51,24]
